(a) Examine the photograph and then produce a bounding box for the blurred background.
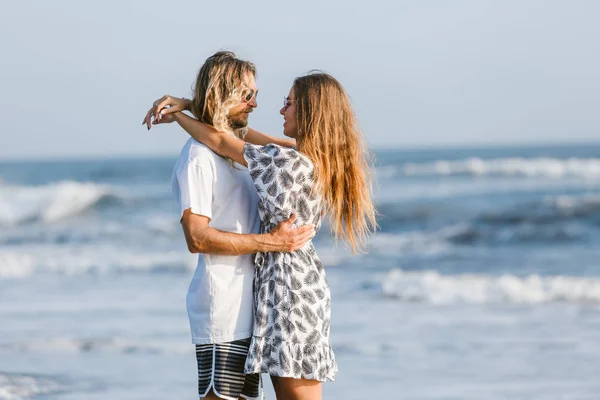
[1,1,599,399]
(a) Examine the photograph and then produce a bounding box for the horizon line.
[1,139,599,163]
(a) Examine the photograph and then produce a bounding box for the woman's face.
[280,88,298,138]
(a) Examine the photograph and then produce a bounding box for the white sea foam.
[144,214,181,235]
[0,181,114,226]
[399,157,600,179]
[0,338,189,355]
[0,373,66,400]
[375,177,600,204]
[0,252,35,278]
[478,193,600,230]
[547,193,600,212]
[0,245,197,278]
[312,231,455,268]
[374,165,398,180]
[369,231,454,256]
[381,269,600,304]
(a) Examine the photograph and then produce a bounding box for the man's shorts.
[196,337,260,400]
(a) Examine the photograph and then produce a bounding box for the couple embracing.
[143,51,375,400]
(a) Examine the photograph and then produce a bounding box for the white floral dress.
[242,143,337,382]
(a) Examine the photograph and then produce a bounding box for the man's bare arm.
[181,210,313,255]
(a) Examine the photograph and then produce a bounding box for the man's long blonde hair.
[293,72,377,252]
[190,51,255,139]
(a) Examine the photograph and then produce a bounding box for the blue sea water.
[1,143,600,399]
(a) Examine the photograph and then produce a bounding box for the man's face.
[228,74,258,129]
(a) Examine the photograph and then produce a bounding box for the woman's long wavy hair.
[190,51,255,139]
[293,72,377,253]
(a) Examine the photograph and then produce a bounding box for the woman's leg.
[270,375,285,400]
[271,376,322,400]
[202,389,221,399]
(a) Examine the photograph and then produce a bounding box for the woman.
[154,72,376,400]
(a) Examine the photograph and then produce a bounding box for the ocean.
[1,143,600,399]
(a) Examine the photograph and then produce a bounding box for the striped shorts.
[196,338,260,400]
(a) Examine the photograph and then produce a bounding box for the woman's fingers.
[143,107,155,130]
[152,112,177,125]
[160,104,178,116]
[144,95,185,130]
[153,96,171,122]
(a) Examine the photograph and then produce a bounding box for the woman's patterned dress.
[242,143,337,382]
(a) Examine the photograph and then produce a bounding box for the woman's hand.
[155,111,179,124]
[142,95,191,130]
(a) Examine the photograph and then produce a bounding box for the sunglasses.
[242,89,258,102]
[283,97,293,110]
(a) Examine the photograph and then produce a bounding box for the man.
[143,51,313,400]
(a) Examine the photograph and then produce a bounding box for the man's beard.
[228,106,252,130]
[228,115,248,130]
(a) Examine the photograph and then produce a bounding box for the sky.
[0,0,598,160]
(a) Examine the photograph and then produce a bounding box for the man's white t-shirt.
[171,138,260,344]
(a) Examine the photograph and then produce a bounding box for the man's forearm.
[189,227,290,255]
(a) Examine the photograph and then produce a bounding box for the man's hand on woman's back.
[269,214,315,252]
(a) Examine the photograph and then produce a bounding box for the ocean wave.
[0,373,66,400]
[368,219,586,257]
[0,247,196,279]
[480,194,600,225]
[381,269,600,304]
[0,338,189,355]
[398,157,600,179]
[0,213,180,247]
[0,181,120,226]
[369,231,454,257]
[376,194,599,245]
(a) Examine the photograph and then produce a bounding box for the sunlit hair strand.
[293,72,377,253]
